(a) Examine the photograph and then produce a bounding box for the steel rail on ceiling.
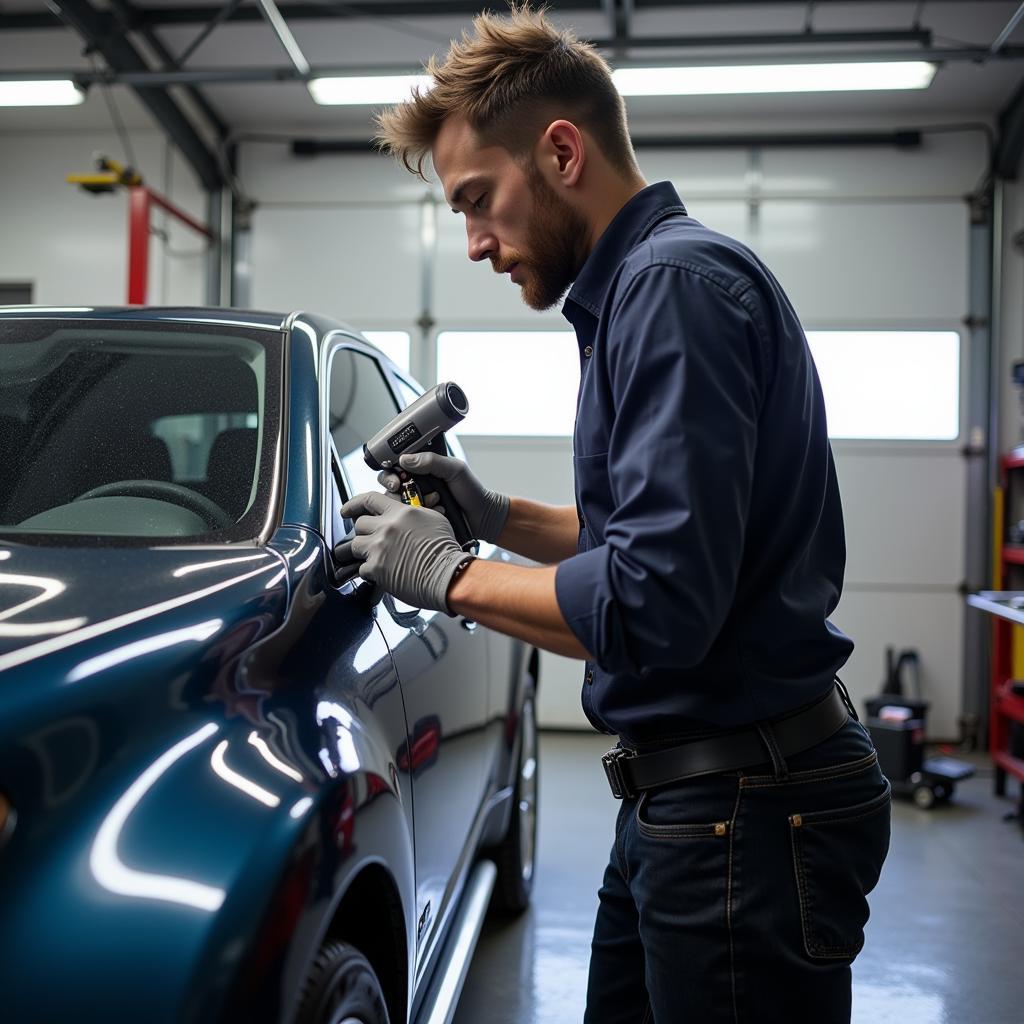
[106,0,229,140]
[0,0,976,31]
[992,1,1024,55]
[6,45,1021,88]
[49,0,225,191]
[290,130,924,157]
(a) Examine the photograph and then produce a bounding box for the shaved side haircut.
[375,5,638,180]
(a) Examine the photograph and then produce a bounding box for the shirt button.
[586,669,594,684]
[583,345,594,358]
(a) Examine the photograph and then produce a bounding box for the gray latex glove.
[378,452,510,544]
[339,490,474,613]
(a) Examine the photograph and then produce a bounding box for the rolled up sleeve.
[555,264,764,675]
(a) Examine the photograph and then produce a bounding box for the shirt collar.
[563,181,687,325]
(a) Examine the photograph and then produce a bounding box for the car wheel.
[913,784,936,810]
[295,941,390,1024]
[491,685,538,914]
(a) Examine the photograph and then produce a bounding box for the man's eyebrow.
[449,177,484,211]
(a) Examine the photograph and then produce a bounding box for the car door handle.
[356,579,385,607]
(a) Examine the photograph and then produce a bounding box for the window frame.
[319,333,403,563]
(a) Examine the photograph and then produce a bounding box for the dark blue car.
[0,308,539,1024]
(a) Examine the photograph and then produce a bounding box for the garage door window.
[436,331,579,436]
[806,330,960,441]
[363,331,410,371]
[436,329,959,442]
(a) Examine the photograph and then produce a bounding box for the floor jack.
[864,648,975,809]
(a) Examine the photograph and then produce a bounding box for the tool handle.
[418,472,475,549]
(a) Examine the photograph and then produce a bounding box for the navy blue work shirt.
[554,182,853,744]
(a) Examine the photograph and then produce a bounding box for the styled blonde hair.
[374,5,637,180]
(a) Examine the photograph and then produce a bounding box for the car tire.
[295,940,390,1024]
[913,784,936,810]
[491,683,538,914]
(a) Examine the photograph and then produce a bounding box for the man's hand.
[339,490,473,613]
[378,452,510,543]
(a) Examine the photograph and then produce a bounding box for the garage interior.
[3,0,1024,1022]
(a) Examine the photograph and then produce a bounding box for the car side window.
[327,347,401,545]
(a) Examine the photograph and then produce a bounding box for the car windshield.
[0,318,282,543]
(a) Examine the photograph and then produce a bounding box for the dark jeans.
[584,717,891,1024]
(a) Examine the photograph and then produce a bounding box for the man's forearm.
[447,558,591,661]
[496,498,580,564]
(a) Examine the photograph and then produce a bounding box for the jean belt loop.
[756,721,789,781]
[834,675,859,721]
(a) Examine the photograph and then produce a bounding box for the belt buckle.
[602,746,636,800]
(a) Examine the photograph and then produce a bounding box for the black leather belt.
[602,686,850,799]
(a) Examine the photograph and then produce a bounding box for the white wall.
[0,124,984,736]
[0,129,207,306]
[242,133,981,736]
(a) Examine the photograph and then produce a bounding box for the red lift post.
[67,159,216,304]
[127,185,215,304]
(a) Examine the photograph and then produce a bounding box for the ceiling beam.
[10,44,1021,88]
[996,74,1024,179]
[50,0,224,191]
[292,129,923,157]
[610,29,932,49]
[107,0,229,140]
[0,0,956,32]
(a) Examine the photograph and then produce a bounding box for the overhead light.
[0,80,85,107]
[306,60,935,107]
[611,62,936,96]
[308,74,432,106]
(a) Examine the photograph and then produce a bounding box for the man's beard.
[492,169,589,311]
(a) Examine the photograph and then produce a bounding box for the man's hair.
[375,5,636,181]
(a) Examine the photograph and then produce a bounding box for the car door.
[323,341,491,973]
[387,371,517,792]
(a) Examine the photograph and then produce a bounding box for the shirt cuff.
[555,546,612,664]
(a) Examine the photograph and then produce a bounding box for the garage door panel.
[831,590,964,741]
[756,201,967,323]
[434,213,536,321]
[251,206,420,321]
[833,450,965,586]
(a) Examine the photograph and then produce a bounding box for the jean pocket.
[789,779,892,961]
[634,787,732,840]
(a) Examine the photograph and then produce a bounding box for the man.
[341,8,891,1023]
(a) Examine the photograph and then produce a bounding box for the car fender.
[187,716,415,1024]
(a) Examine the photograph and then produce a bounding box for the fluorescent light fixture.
[307,61,935,107]
[611,61,936,96]
[308,74,431,105]
[0,80,84,107]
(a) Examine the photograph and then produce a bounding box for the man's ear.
[538,119,585,187]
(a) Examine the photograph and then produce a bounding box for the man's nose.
[467,226,497,263]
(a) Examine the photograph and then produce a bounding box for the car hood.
[0,540,286,669]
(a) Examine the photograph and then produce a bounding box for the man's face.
[433,117,589,311]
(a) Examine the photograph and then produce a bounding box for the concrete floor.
[454,732,1024,1024]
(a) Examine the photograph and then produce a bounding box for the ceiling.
[2,2,1023,175]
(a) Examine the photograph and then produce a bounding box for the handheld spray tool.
[360,382,475,549]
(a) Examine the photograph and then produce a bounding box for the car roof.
[0,306,290,331]
[0,306,392,366]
